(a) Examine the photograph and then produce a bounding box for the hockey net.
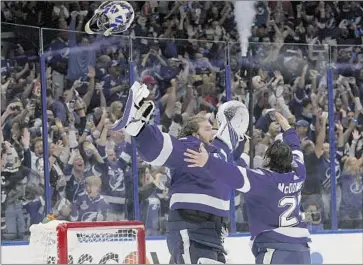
[29,221,146,264]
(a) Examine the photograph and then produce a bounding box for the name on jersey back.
[278,181,304,194]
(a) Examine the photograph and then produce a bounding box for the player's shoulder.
[247,167,273,176]
[179,136,201,148]
[269,171,305,189]
[211,138,228,157]
[246,168,298,181]
[242,168,277,187]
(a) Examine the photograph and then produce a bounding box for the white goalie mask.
[215,100,249,150]
[85,1,135,36]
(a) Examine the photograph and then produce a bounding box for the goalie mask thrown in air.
[215,100,249,150]
[85,1,135,36]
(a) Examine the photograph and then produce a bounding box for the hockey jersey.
[135,125,237,217]
[213,137,249,168]
[340,173,363,218]
[203,128,311,244]
[70,192,108,222]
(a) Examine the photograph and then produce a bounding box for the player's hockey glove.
[111,81,150,132]
[125,100,155,136]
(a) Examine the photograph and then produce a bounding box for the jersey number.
[278,195,301,227]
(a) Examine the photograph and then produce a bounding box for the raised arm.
[134,124,184,169]
[184,143,254,194]
[275,112,306,179]
[282,128,306,179]
[314,112,328,158]
[232,140,250,167]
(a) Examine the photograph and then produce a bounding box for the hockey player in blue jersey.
[111,82,249,264]
[184,112,311,264]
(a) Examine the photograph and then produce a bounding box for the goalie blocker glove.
[125,101,155,136]
[111,81,155,136]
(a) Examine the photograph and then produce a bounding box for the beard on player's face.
[196,121,214,144]
[178,116,213,144]
[195,133,212,145]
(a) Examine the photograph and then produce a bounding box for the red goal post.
[29,220,146,264]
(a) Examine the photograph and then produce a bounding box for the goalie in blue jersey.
[111,82,249,264]
[184,112,311,264]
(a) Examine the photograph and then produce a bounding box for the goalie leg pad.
[111,81,150,131]
[125,101,155,136]
[167,227,227,264]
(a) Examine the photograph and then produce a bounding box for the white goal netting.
[29,221,143,264]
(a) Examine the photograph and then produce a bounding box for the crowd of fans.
[1,1,363,241]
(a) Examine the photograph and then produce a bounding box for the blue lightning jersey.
[204,128,311,244]
[135,125,237,217]
[70,192,108,222]
[213,137,249,167]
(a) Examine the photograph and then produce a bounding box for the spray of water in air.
[233,1,257,57]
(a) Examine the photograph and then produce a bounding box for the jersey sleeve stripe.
[236,166,251,193]
[102,195,125,204]
[292,150,304,163]
[149,133,173,166]
[241,153,250,165]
